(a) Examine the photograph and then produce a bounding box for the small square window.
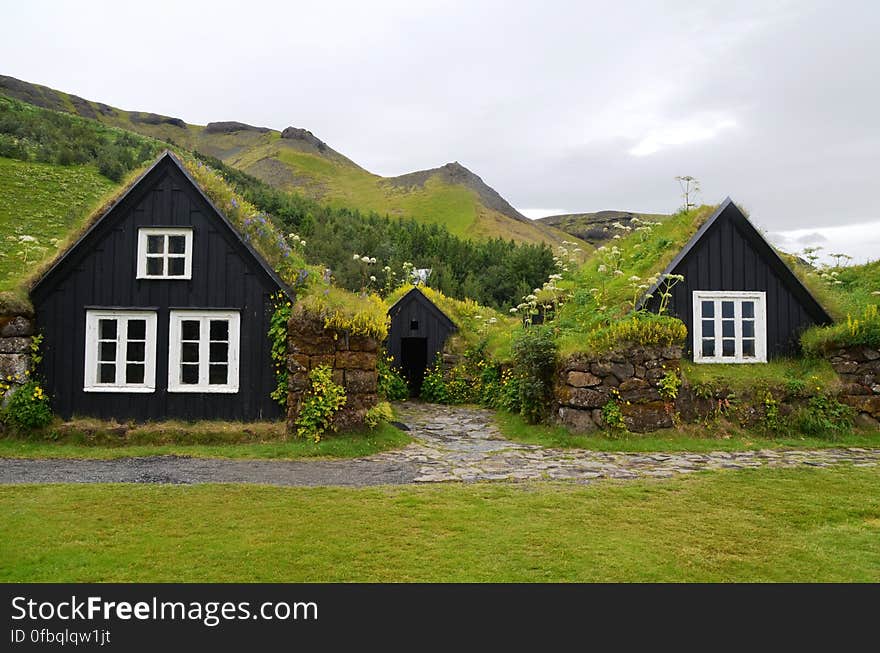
[138,228,192,279]
[410,320,419,331]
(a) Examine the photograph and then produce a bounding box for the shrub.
[578,313,687,356]
[420,355,449,404]
[2,381,53,431]
[601,399,627,436]
[658,369,682,402]
[365,401,394,429]
[295,365,347,442]
[802,303,880,354]
[511,327,557,423]
[793,394,854,438]
[377,355,409,401]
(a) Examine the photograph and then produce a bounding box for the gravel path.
[1,402,878,487]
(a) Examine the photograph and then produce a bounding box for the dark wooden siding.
[387,291,456,368]
[31,157,282,421]
[645,203,827,359]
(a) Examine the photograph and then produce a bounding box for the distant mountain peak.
[281,126,328,152]
[389,161,529,223]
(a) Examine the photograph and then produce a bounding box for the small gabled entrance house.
[387,288,457,393]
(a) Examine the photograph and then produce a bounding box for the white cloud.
[628,118,738,157]
[767,221,880,265]
[518,208,571,220]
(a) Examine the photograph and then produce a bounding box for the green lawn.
[2,466,878,581]
[0,422,411,460]
[495,411,880,452]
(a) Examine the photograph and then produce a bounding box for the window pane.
[99,341,116,362]
[702,320,714,337]
[209,364,228,385]
[146,257,164,276]
[210,342,228,363]
[147,235,164,253]
[99,319,116,340]
[209,320,228,341]
[127,341,145,362]
[701,301,714,318]
[181,364,199,384]
[168,257,185,276]
[742,340,755,357]
[742,301,754,319]
[127,319,146,340]
[181,320,200,341]
[182,342,199,363]
[742,320,755,338]
[722,320,734,338]
[168,235,186,254]
[722,301,734,318]
[702,339,715,357]
[126,363,145,384]
[99,363,116,384]
[722,339,735,357]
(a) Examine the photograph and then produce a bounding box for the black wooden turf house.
[387,288,457,392]
[641,198,833,362]
[31,151,288,420]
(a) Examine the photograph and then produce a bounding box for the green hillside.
[0,75,579,248]
[0,158,119,298]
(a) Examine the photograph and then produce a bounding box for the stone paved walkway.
[0,402,878,486]
[386,402,880,483]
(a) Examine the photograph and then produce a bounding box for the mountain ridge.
[0,74,576,248]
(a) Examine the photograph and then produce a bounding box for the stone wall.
[0,315,34,403]
[827,345,880,428]
[287,312,379,432]
[555,345,683,433]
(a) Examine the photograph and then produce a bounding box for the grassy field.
[2,466,878,582]
[0,422,411,460]
[0,157,117,292]
[495,411,880,452]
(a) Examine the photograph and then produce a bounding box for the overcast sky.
[3,0,879,262]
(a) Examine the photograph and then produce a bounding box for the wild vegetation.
[193,152,558,310]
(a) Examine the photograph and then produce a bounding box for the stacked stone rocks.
[555,345,683,433]
[0,314,34,402]
[287,312,379,432]
[827,345,880,428]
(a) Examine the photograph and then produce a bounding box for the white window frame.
[692,291,767,364]
[136,227,193,280]
[84,310,158,392]
[168,310,240,393]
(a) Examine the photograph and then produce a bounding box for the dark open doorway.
[400,337,428,395]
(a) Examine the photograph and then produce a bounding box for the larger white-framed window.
[692,291,767,364]
[136,227,193,279]
[168,310,240,393]
[84,310,158,392]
